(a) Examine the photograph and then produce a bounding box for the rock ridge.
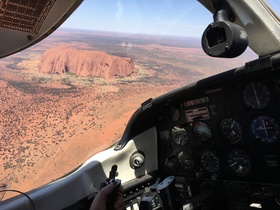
[40,46,136,80]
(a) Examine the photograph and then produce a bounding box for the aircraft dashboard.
[152,64,280,209]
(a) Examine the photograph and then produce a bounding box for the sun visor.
[0,0,83,58]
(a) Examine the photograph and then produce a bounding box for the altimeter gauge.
[218,118,242,144]
[250,115,280,144]
[227,150,251,176]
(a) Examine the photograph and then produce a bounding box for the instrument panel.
[157,70,280,183]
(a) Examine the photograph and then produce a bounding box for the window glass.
[265,0,280,18]
[0,0,257,200]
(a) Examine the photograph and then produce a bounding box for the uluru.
[40,46,136,80]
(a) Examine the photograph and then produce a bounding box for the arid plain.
[0,29,257,200]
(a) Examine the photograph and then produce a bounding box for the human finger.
[114,186,124,210]
[100,182,115,198]
[89,183,115,210]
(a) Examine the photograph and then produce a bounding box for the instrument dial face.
[218,118,242,144]
[242,82,271,110]
[200,151,219,173]
[193,122,212,142]
[250,116,280,144]
[227,150,251,176]
[177,151,194,171]
[171,126,188,145]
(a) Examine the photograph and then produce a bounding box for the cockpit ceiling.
[0,0,56,34]
[0,0,83,58]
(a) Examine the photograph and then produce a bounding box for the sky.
[61,0,213,37]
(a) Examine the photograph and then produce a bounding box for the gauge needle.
[230,162,237,167]
[256,126,273,130]
[262,120,269,137]
[231,120,235,129]
[231,130,236,135]
[252,83,260,106]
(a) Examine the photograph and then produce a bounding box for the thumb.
[99,182,115,199]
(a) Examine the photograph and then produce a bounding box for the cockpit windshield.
[0,0,259,202]
[265,0,280,20]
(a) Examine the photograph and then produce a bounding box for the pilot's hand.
[90,182,124,210]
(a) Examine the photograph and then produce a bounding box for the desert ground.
[0,29,257,200]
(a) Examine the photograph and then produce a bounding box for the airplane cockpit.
[1,0,280,210]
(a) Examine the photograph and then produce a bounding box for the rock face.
[40,46,136,80]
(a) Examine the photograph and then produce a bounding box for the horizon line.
[57,27,202,39]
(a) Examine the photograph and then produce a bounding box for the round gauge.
[242,81,271,110]
[171,126,188,145]
[177,151,194,171]
[250,116,280,144]
[218,118,242,144]
[227,150,251,176]
[200,151,220,173]
[193,122,212,142]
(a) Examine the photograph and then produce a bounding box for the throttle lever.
[109,164,118,180]
[101,165,121,210]
[106,179,121,210]
[100,164,118,190]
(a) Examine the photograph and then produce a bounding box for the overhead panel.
[0,0,83,58]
